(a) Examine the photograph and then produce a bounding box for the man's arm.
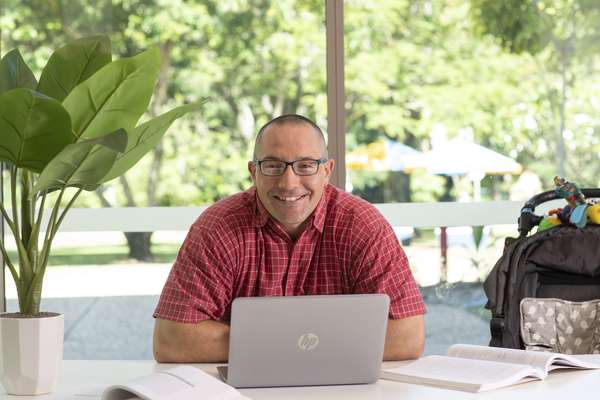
[383,315,425,361]
[153,318,230,363]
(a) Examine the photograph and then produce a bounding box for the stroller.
[484,188,600,353]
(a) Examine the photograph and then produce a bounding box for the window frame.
[0,0,529,310]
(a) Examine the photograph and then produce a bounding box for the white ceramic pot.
[0,312,64,395]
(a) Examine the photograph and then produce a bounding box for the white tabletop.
[1,359,600,400]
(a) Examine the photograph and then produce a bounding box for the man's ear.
[323,159,335,183]
[248,161,257,184]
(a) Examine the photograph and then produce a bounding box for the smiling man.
[153,114,425,363]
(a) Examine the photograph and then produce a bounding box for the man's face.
[248,123,334,236]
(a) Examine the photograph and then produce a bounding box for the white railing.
[2,199,567,310]
[49,199,564,232]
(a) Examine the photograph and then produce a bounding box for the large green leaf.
[63,47,161,141]
[101,101,204,183]
[0,88,74,173]
[37,35,112,102]
[34,129,127,194]
[0,49,37,93]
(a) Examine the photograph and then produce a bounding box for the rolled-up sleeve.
[153,222,234,323]
[350,208,426,319]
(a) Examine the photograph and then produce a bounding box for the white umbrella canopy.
[415,137,523,202]
[416,137,523,176]
[416,138,523,280]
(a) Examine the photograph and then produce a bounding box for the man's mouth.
[273,193,309,202]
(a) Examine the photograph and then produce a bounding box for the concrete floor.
[6,283,490,359]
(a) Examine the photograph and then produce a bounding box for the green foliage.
[0,88,74,172]
[0,36,197,315]
[1,0,327,216]
[37,35,112,101]
[34,129,127,194]
[63,47,160,141]
[0,49,37,92]
[470,0,553,54]
[3,1,600,251]
[101,102,206,183]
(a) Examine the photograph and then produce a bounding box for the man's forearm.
[383,316,425,361]
[153,319,230,363]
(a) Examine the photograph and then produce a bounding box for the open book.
[101,365,250,400]
[380,344,600,393]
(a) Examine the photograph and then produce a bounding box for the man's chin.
[273,213,309,230]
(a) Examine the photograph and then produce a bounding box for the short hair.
[252,114,328,160]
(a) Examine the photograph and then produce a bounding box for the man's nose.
[277,164,301,188]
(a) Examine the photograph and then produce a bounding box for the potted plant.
[0,35,201,395]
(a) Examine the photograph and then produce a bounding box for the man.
[153,114,425,362]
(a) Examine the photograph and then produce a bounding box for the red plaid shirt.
[154,184,425,322]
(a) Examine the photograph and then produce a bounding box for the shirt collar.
[251,184,332,233]
[252,188,270,228]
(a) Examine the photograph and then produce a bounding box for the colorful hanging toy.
[538,176,600,232]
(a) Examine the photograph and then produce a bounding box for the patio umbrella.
[346,139,422,248]
[417,137,522,176]
[346,139,425,172]
[416,137,522,281]
[415,137,523,201]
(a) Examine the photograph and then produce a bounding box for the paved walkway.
[5,282,490,359]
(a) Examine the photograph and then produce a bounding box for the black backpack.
[484,189,600,349]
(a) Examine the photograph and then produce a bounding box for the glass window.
[1,0,326,359]
[345,0,600,353]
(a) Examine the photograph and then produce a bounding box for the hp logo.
[297,333,319,351]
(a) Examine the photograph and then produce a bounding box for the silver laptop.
[218,294,390,388]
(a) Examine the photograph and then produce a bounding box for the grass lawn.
[7,243,181,266]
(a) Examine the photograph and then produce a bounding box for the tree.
[470,0,600,183]
[1,0,327,260]
[344,0,542,202]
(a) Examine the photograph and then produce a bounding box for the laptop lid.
[222,293,389,388]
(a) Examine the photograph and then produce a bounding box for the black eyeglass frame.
[254,158,328,176]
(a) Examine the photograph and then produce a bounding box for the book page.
[545,354,600,371]
[380,355,543,393]
[103,366,248,400]
[448,344,600,374]
[568,354,600,364]
[447,344,554,373]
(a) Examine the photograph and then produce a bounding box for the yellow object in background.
[586,203,600,224]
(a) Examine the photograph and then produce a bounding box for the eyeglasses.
[255,158,328,176]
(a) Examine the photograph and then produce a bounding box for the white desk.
[1,360,599,400]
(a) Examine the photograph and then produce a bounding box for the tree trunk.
[124,232,154,262]
[384,171,411,203]
[557,49,567,178]
[111,42,174,262]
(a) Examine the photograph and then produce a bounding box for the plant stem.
[0,193,16,235]
[38,188,82,280]
[20,170,34,251]
[24,187,81,315]
[10,164,21,248]
[0,188,22,300]
[39,188,65,274]
[20,170,36,271]
[21,188,64,315]
[8,165,32,298]
[0,240,20,297]
[28,192,47,272]
[52,188,82,240]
